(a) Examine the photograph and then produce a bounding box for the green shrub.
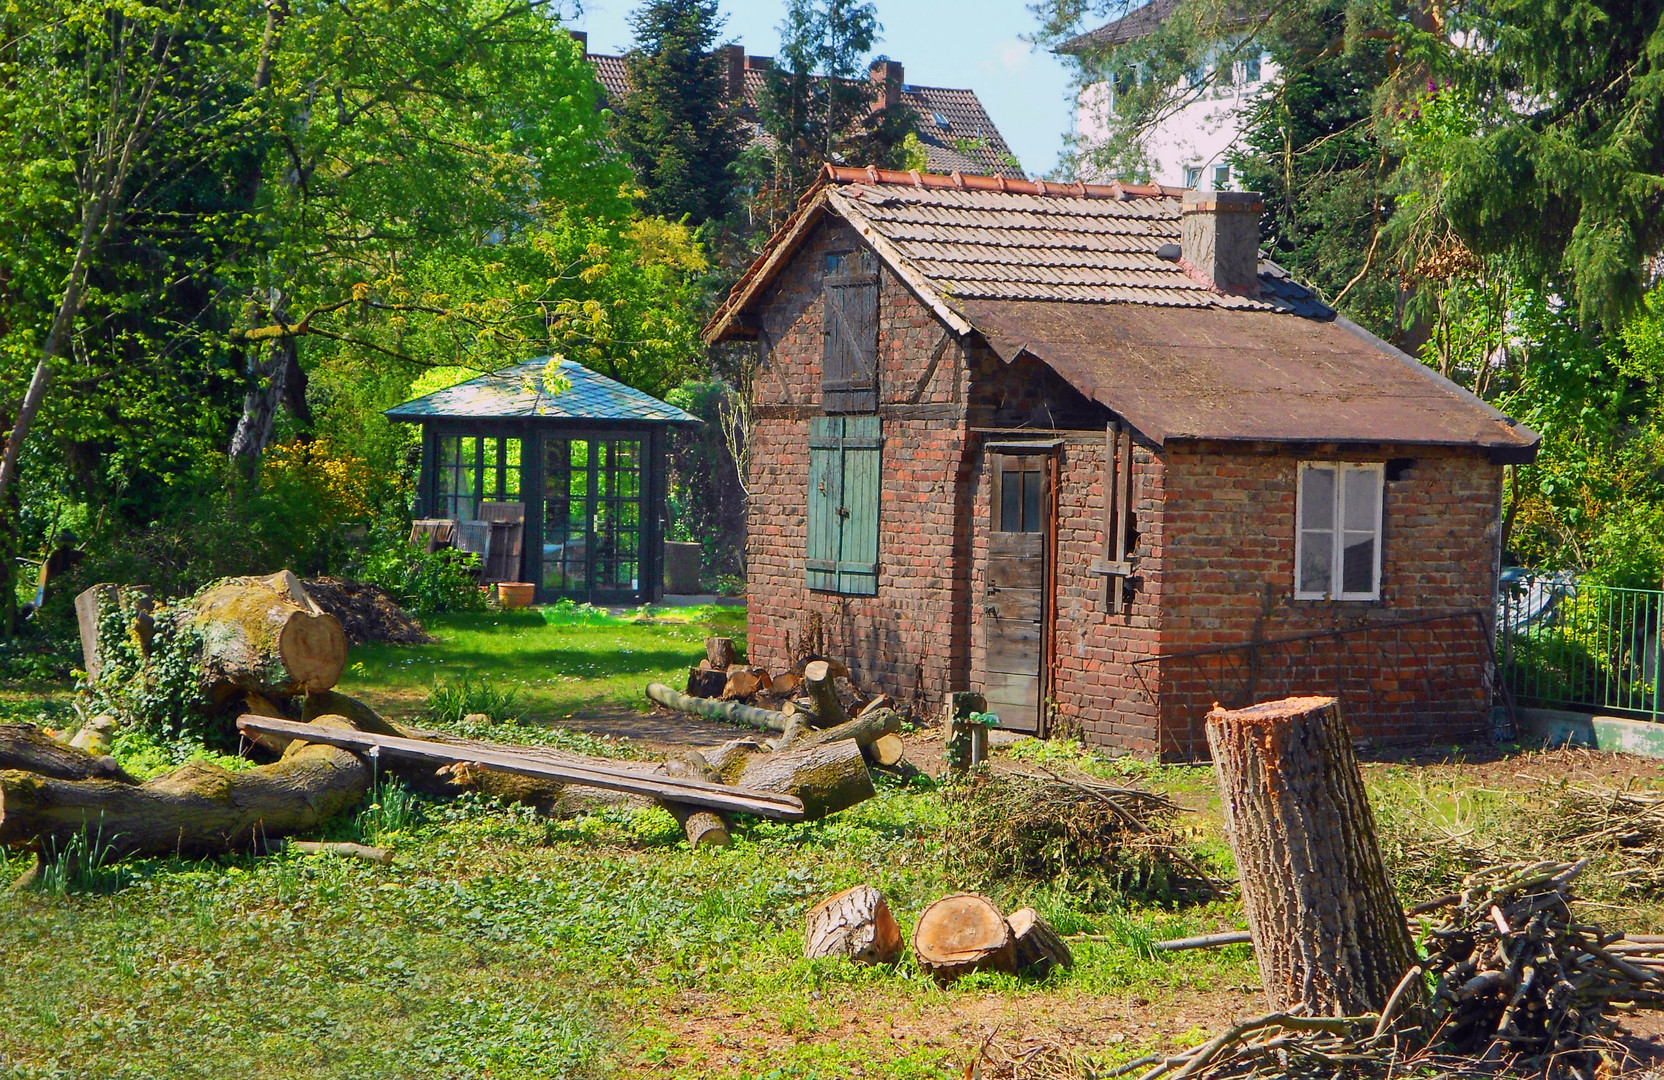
[81,601,216,754]
[424,674,523,725]
[352,526,487,616]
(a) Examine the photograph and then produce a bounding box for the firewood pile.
[646,640,906,769]
[1127,858,1664,1080]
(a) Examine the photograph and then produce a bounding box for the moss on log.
[192,571,347,699]
[0,723,135,784]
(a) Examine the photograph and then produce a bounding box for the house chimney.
[568,29,588,55]
[1180,190,1263,295]
[721,44,745,99]
[869,58,903,111]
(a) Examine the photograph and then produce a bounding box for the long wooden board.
[236,716,806,820]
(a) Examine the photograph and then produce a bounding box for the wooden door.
[979,454,1051,733]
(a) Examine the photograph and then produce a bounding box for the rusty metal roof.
[965,299,1539,458]
[586,56,1024,179]
[385,358,699,425]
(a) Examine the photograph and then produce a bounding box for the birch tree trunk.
[1205,696,1418,1017]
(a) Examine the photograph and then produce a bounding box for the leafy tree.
[615,0,744,227]
[751,0,913,228]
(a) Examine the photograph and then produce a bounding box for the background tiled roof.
[385,359,699,424]
[1056,0,1181,52]
[586,56,1023,179]
[831,178,1327,313]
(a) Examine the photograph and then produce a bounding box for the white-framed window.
[1213,163,1231,190]
[1295,462,1383,600]
[1183,165,1203,188]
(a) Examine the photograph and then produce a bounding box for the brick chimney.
[720,44,745,99]
[869,58,903,111]
[1180,190,1263,295]
[568,29,588,54]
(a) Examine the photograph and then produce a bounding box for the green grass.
[338,604,745,723]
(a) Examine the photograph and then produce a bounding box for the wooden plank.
[985,589,1042,622]
[988,633,1042,673]
[806,416,841,591]
[987,532,1044,558]
[236,716,806,820]
[986,558,1042,590]
[982,670,1040,700]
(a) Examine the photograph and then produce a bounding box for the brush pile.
[940,767,1221,904]
[1128,859,1664,1080]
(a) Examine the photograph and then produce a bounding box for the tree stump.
[1007,907,1073,976]
[802,659,848,727]
[685,665,728,699]
[911,893,1016,983]
[804,885,903,964]
[191,571,346,699]
[705,637,738,671]
[1205,696,1418,1016]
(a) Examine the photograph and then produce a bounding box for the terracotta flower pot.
[496,582,535,609]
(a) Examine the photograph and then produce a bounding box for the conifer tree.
[616,0,744,227]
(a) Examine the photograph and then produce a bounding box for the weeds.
[425,673,523,725]
[33,819,128,894]
[356,776,420,843]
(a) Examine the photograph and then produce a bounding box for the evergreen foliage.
[615,0,745,227]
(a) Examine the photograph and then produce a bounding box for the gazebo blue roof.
[385,358,699,425]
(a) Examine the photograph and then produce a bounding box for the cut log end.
[805,885,903,965]
[866,732,906,768]
[1008,907,1073,976]
[911,893,1016,983]
[278,610,349,692]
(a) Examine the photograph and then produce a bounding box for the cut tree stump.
[802,660,848,728]
[721,667,768,700]
[804,885,903,964]
[1007,907,1073,976]
[191,571,347,699]
[706,637,738,671]
[911,893,1017,983]
[661,752,732,848]
[686,666,728,699]
[0,723,135,783]
[0,717,369,857]
[1205,696,1419,1017]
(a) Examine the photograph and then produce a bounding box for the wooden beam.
[236,716,806,820]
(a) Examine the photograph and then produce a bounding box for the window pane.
[1342,535,1375,594]
[1021,469,1042,533]
[1300,467,1335,530]
[1000,469,1021,531]
[1343,468,1379,531]
[1299,531,1333,594]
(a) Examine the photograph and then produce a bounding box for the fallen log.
[1008,907,1072,976]
[802,660,848,728]
[1206,696,1417,1016]
[726,739,873,820]
[0,717,369,857]
[192,571,347,699]
[792,709,901,753]
[645,681,788,733]
[661,753,732,848]
[0,723,135,784]
[237,715,806,820]
[804,885,902,964]
[911,893,1016,983]
[1153,930,1253,952]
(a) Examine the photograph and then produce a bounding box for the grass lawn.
[5,607,1664,1079]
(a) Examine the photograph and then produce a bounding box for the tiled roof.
[702,165,1540,456]
[1056,0,1181,52]
[586,55,1023,179]
[385,358,699,425]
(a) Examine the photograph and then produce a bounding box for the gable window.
[806,415,882,595]
[823,250,878,412]
[1296,462,1383,600]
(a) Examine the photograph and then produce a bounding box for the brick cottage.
[704,166,1540,758]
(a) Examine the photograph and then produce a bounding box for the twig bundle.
[1126,860,1664,1080]
[940,767,1221,904]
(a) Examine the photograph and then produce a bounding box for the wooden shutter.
[805,415,882,595]
[823,251,878,412]
[1094,421,1135,611]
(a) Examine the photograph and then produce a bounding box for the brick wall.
[744,219,973,709]
[1154,444,1502,757]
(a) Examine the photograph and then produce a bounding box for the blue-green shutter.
[805,415,882,595]
[806,417,841,591]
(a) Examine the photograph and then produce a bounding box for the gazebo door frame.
[534,425,660,606]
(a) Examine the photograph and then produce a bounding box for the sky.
[567,0,1083,179]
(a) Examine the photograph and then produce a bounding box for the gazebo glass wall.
[387,359,699,606]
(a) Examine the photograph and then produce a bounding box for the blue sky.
[567,0,1082,179]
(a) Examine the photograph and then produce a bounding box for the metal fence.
[1498,575,1664,719]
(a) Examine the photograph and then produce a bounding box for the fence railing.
[1498,575,1664,719]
